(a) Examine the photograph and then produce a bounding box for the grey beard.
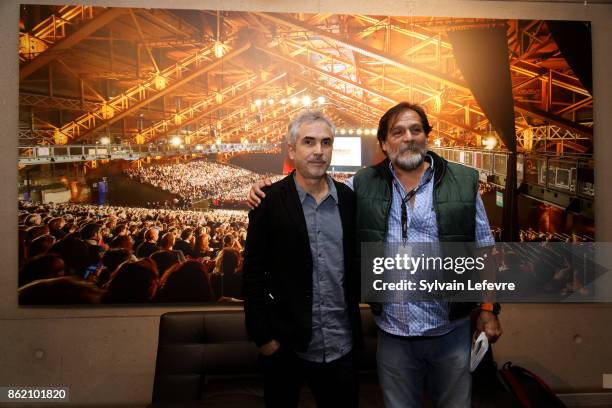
[392,146,428,171]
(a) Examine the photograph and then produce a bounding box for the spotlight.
[153,74,167,90]
[255,99,262,107]
[317,96,326,105]
[302,96,312,106]
[356,129,363,135]
[348,129,354,135]
[290,97,298,106]
[214,41,225,58]
[483,136,498,150]
[268,98,274,105]
[171,137,181,146]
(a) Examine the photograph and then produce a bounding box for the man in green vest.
[247,102,502,407]
[349,102,502,408]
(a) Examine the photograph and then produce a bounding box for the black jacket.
[242,173,362,352]
[136,241,159,258]
[173,239,196,258]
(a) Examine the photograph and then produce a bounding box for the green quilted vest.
[353,151,479,319]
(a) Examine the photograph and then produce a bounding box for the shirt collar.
[293,172,338,204]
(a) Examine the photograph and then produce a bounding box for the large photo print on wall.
[17,4,593,305]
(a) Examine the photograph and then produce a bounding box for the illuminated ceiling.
[19,5,593,153]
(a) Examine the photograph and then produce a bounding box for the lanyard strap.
[394,170,433,242]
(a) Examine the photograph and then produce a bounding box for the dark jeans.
[377,319,472,408]
[259,346,358,408]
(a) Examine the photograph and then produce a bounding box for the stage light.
[483,135,498,150]
[216,137,222,145]
[371,128,378,135]
[364,129,371,135]
[171,136,181,146]
[153,74,167,90]
[195,145,203,151]
[317,96,326,105]
[100,137,110,145]
[53,129,67,145]
[255,99,262,107]
[268,98,274,105]
[214,41,225,58]
[290,97,298,106]
[339,128,346,135]
[302,96,312,106]
[356,128,363,135]
[348,129,354,135]
[280,98,287,104]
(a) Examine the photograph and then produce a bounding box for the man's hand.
[476,311,502,343]
[259,339,280,356]
[246,178,273,209]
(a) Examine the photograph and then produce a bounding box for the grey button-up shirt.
[294,174,353,363]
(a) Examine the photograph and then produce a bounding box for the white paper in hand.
[470,331,489,372]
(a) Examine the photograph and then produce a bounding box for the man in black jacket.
[242,110,362,408]
[135,227,159,259]
[173,227,196,258]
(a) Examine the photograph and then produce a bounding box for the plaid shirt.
[347,156,494,336]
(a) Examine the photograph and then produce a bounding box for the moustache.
[399,143,426,154]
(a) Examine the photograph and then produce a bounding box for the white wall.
[2,0,612,406]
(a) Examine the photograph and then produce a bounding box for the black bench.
[150,307,381,407]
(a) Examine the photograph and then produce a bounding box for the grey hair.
[285,110,336,145]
